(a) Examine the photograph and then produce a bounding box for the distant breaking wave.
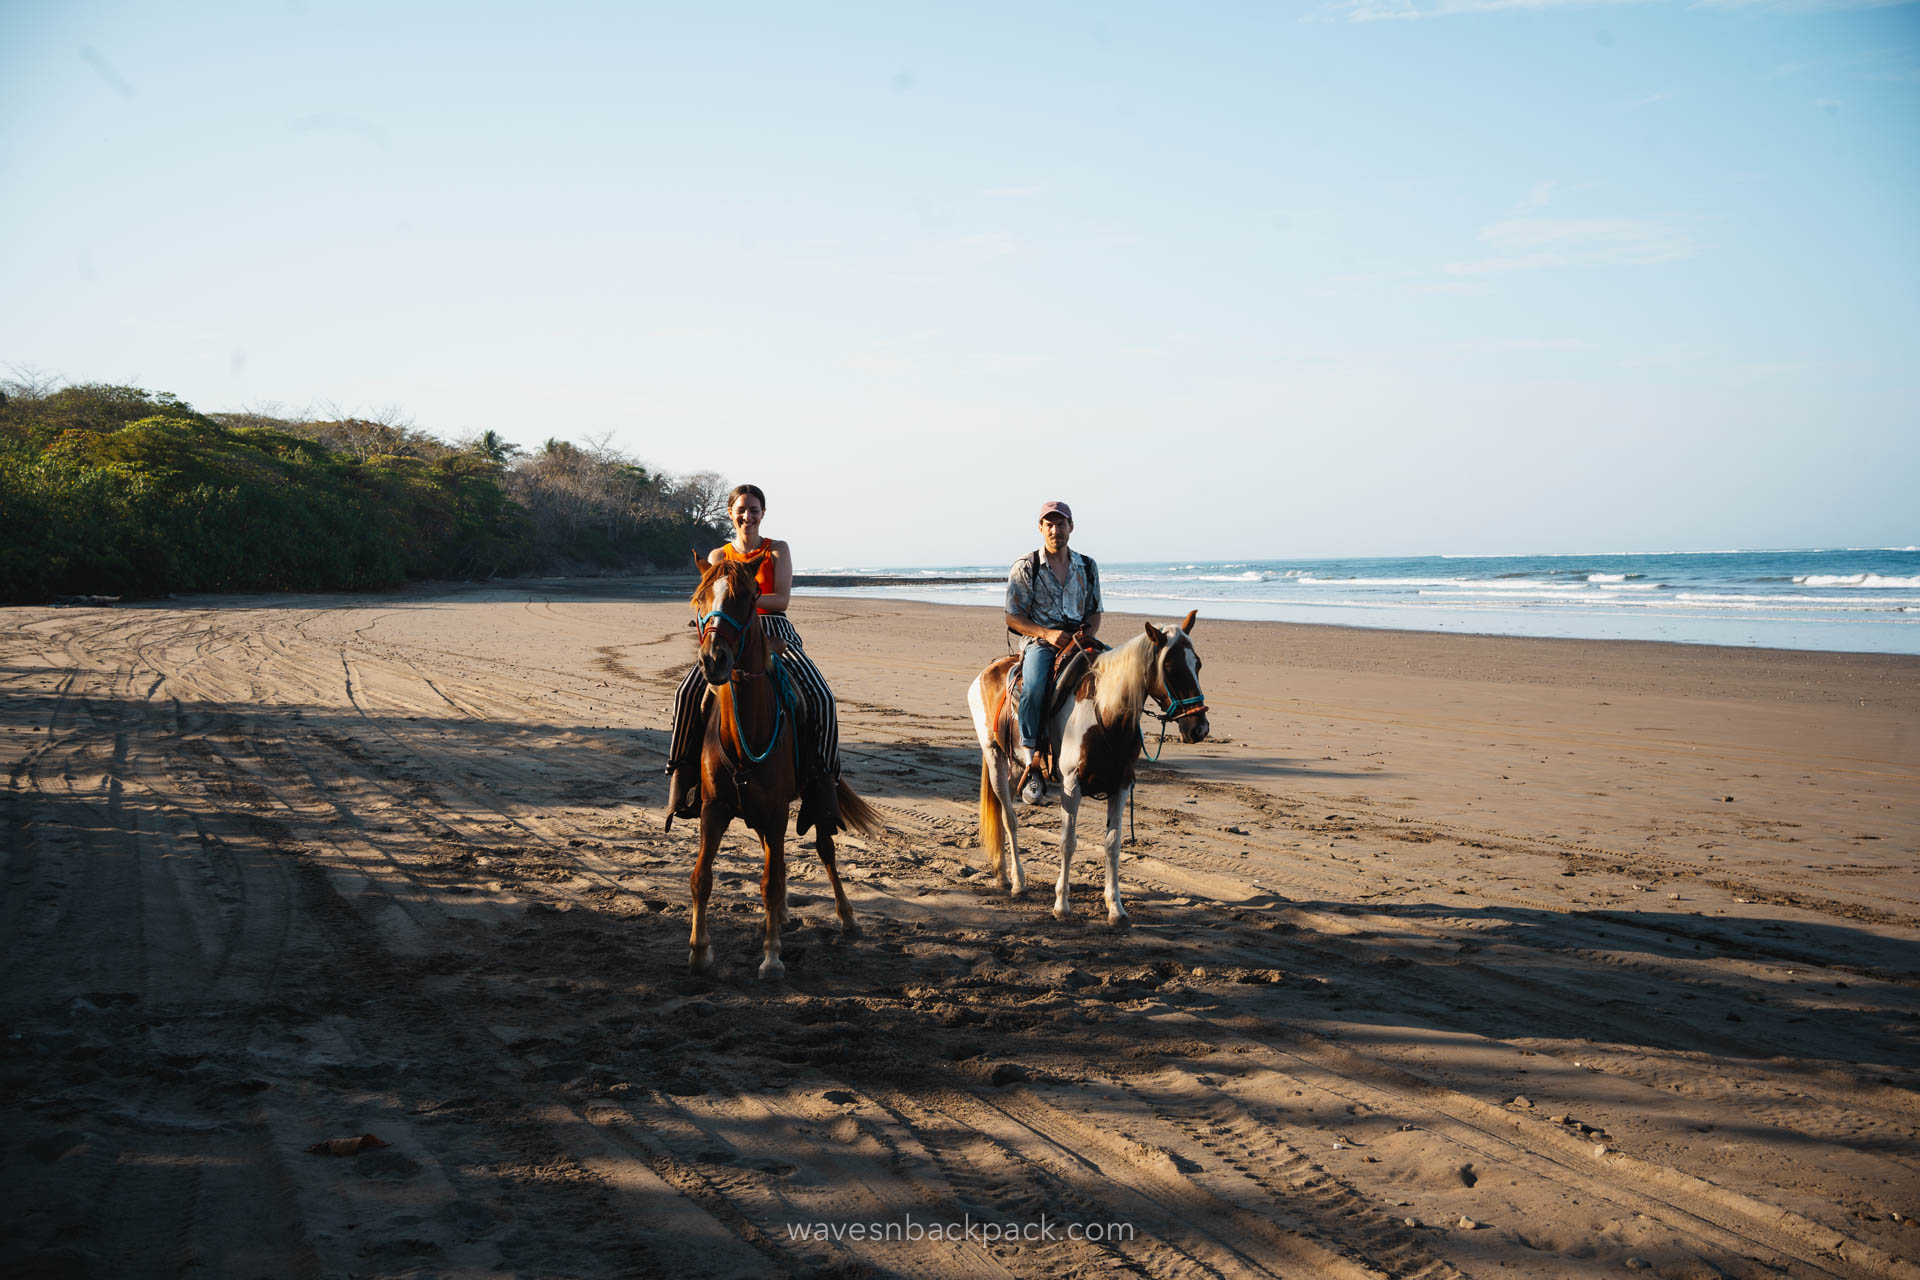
[1794,573,1920,588]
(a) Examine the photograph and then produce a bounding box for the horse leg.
[758,826,787,981]
[988,748,1026,897]
[813,830,859,939]
[1103,789,1130,928]
[1053,779,1081,921]
[688,804,723,975]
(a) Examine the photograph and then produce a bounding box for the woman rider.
[663,484,843,836]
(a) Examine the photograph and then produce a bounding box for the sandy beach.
[4,582,1917,1280]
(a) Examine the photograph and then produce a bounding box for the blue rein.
[700,606,794,768]
[733,655,796,766]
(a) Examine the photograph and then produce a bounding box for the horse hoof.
[688,947,713,975]
[838,917,861,940]
[1106,911,1130,929]
[758,958,786,981]
[1052,905,1072,922]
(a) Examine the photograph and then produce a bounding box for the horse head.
[1144,609,1209,744]
[690,551,765,686]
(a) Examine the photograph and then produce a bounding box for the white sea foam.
[1793,574,1920,588]
[1587,573,1626,582]
[1304,576,1565,588]
[1673,592,1920,611]
[1413,594,1605,610]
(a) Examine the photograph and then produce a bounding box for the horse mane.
[689,554,756,610]
[1091,631,1156,724]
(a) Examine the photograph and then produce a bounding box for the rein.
[695,560,795,776]
[727,657,795,767]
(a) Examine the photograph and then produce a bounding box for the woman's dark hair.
[728,484,767,510]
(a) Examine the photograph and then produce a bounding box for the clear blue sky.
[3,1,1915,567]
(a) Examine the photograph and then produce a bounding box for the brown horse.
[967,611,1209,925]
[684,553,880,978]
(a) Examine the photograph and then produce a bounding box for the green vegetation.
[0,379,729,603]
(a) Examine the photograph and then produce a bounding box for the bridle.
[1152,636,1208,723]
[1142,635,1208,763]
[693,560,789,769]
[695,553,764,660]
[697,599,753,649]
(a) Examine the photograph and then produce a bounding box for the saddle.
[1002,633,1106,785]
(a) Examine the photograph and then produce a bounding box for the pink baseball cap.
[1037,500,1073,522]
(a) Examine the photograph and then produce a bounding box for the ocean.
[800,548,1920,655]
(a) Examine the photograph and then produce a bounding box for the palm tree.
[470,429,521,465]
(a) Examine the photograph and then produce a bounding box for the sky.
[2,0,1915,568]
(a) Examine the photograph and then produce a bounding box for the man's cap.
[1038,500,1072,522]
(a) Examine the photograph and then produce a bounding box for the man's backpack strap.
[1007,551,1043,638]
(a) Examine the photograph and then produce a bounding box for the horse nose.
[1186,715,1210,743]
[702,651,733,685]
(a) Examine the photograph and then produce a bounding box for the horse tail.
[980,757,1006,882]
[834,779,884,837]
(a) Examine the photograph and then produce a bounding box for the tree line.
[0,377,730,603]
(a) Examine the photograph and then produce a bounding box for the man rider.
[1004,500,1103,797]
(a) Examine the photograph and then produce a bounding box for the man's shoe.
[1016,749,1048,805]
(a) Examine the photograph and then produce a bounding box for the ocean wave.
[1793,574,1920,588]
[1404,588,1920,613]
[1298,575,1561,588]
[1672,592,1920,611]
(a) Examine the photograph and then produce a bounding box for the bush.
[0,380,724,602]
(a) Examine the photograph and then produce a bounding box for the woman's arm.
[758,538,794,612]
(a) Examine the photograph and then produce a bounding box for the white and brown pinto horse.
[684,553,879,979]
[967,611,1209,925]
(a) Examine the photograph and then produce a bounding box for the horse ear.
[1180,609,1198,634]
[1144,621,1164,646]
[692,548,707,572]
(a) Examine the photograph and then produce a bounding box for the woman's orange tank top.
[722,541,780,613]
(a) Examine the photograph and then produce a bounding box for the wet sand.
[4,583,1917,1279]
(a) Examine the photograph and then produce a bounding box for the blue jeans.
[1018,641,1056,750]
